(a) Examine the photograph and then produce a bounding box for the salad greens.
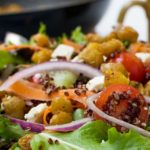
[0,50,24,69]
[29,121,150,150]
[38,22,47,35]
[0,115,27,148]
[71,27,87,45]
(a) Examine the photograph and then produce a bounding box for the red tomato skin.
[111,52,145,82]
[95,84,149,126]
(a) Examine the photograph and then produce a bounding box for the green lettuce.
[0,115,27,148]
[0,50,24,69]
[30,121,150,150]
[71,27,87,45]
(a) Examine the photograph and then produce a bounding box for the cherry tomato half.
[111,52,145,82]
[95,84,148,128]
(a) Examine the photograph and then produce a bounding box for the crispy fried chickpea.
[104,70,129,87]
[31,33,49,47]
[117,26,138,43]
[51,97,73,114]
[50,111,72,125]
[86,33,103,43]
[100,39,125,56]
[18,134,34,150]
[31,49,51,63]
[103,32,118,42]
[101,63,129,77]
[2,95,26,119]
[78,43,104,67]
[144,81,150,96]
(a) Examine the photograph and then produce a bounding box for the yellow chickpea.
[117,26,138,43]
[78,42,104,67]
[31,49,51,63]
[31,33,49,47]
[50,111,73,125]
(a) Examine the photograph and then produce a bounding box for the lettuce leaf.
[0,51,24,69]
[30,121,150,150]
[71,27,87,45]
[0,115,27,148]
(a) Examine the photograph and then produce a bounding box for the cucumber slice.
[53,71,77,88]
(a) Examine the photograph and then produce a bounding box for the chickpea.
[103,32,118,42]
[31,49,51,63]
[50,111,72,125]
[51,97,73,114]
[144,81,150,96]
[18,134,34,150]
[31,33,49,47]
[100,39,125,56]
[78,43,104,67]
[117,26,138,43]
[104,70,129,87]
[101,63,129,77]
[86,33,103,43]
[2,95,26,119]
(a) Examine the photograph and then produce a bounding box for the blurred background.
[0,0,148,41]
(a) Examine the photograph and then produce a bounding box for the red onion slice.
[87,93,150,138]
[8,116,45,133]
[7,116,92,133]
[0,62,102,91]
[45,117,93,132]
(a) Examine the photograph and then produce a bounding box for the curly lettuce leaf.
[71,27,87,45]
[0,50,24,69]
[30,121,150,150]
[0,115,27,147]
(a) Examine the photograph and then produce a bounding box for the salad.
[0,24,150,150]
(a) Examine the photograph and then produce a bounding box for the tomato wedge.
[111,52,145,82]
[95,84,148,128]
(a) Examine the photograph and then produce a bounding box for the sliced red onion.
[45,117,93,132]
[144,96,150,103]
[8,116,45,133]
[87,93,150,138]
[0,62,102,91]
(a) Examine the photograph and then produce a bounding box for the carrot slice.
[8,80,93,107]
[43,107,52,125]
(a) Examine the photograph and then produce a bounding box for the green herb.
[38,22,47,34]
[123,40,130,49]
[0,50,24,69]
[71,26,87,45]
[0,115,27,148]
[30,121,150,150]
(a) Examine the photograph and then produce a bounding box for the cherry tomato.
[95,84,148,128]
[111,52,145,82]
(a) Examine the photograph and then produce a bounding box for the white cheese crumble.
[86,76,105,92]
[52,44,75,60]
[24,103,48,122]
